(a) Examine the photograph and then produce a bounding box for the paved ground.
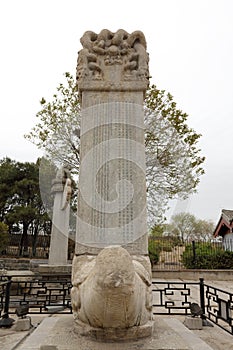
[2,313,233,350]
[1,279,233,350]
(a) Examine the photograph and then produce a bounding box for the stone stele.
[71,29,153,341]
[48,167,72,265]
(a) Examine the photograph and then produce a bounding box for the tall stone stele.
[49,167,72,265]
[71,29,153,341]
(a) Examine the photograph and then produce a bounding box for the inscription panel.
[76,102,147,251]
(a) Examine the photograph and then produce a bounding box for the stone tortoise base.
[74,319,154,341]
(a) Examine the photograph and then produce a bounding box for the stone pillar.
[48,167,71,265]
[72,29,152,341]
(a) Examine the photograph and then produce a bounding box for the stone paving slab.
[14,315,215,350]
[163,318,213,350]
[17,317,60,350]
[0,315,46,350]
[1,313,233,350]
[0,328,28,350]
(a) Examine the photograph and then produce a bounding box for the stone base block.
[14,317,31,331]
[184,316,203,330]
[75,319,154,342]
[40,346,58,350]
[35,264,72,275]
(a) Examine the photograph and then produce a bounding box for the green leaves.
[0,157,51,231]
[145,85,205,225]
[25,73,80,171]
[25,73,205,227]
[181,243,233,269]
[0,221,9,253]
[166,212,214,242]
[40,97,46,105]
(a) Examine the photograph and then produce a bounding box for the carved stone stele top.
[76,29,149,93]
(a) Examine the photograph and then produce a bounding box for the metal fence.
[1,235,227,270]
[0,278,12,326]
[152,278,233,336]
[149,237,225,270]
[1,234,75,259]
[152,279,202,315]
[0,274,72,324]
[1,275,233,336]
[1,234,50,258]
[204,282,233,334]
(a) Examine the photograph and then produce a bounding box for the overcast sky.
[1,0,233,224]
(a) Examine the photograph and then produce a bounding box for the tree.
[166,212,214,242]
[25,73,205,226]
[150,224,165,237]
[0,222,9,254]
[25,73,81,171]
[193,219,215,241]
[166,212,196,242]
[0,158,51,256]
[145,86,205,224]
[0,157,20,222]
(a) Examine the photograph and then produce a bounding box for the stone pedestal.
[76,319,154,341]
[72,246,152,340]
[34,264,72,275]
[72,29,151,340]
[14,317,31,331]
[184,316,203,330]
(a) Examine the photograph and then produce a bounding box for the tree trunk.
[32,224,39,257]
[19,223,29,257]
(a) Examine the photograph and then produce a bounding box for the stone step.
[160,318,213,350]
[16,315,215,350]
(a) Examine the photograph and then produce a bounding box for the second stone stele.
[71,29,153,341]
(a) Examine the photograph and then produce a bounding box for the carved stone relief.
[76,29,149,84]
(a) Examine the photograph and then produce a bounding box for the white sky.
[0,0,233,224]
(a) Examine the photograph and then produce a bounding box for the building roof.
[222,209,233,222]
[213,209,233,237]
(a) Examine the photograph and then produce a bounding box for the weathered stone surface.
[49,167,71,265]
[75,319,154,341]
[77,29,149,96]
[13,314,219,349]
[72,29,151,340]
[75,234,148,256]
[184,316,203,330]
[13,317,31,331]
[72,246,152,339]
[75,30,149,255]
[75,102,148,254]
[34,264,72,275]
[40,346,58,350]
